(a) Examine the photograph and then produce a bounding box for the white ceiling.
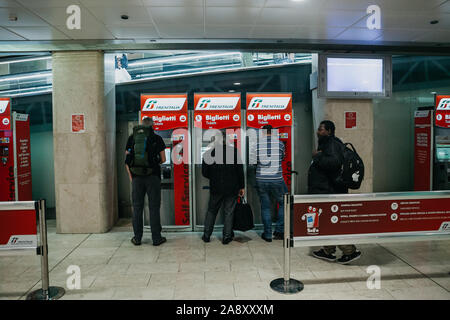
[0,0,448,43]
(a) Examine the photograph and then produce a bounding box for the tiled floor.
[1,219,449,300]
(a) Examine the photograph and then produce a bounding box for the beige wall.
[52,51,118,233]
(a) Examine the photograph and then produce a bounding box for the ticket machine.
[434,95,450,190]
[192,93,242,231]
[0,97,32,201]
[245,93,294,222]
[140,94,191,229]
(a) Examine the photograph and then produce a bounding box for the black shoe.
[312,249,336,262]
[261,233,272,242]
[337,251,361,265]
[202,235,210,243]
[273,232,284,240]
[222,237,233,245]
[153,237,167,246]
[131,237,141,246]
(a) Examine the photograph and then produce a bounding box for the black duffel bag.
[233,197,254,232]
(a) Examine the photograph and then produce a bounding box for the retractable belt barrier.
[271,191,450,294]
[0,199,65,300]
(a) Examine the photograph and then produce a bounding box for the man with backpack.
[308,120,362,264]
[125,116,167,246]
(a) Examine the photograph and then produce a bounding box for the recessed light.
[228,90,236,92]
[121,14,129,20]
[430,20,439,25]
[233,82,241,86]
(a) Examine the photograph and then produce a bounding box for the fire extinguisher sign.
[71,114,86,133]
[435,95,450,128]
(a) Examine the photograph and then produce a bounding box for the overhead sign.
[435,95,450,128]
[246,93,292,128]
[141,94,188,130]
[0,98,11,131]
[194,93,241,130]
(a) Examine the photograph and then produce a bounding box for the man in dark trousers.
[125,116,167,246]
[308,120,361,264]
[202,132,245,244]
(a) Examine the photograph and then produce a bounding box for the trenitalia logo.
[195,97,239,110]
[0,100,9,113]
[437,98,450,110]
[248,97,291,110]
[142,97,186,111]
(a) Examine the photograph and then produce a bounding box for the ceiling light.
[0,56,51,65]
[233,82,241,86]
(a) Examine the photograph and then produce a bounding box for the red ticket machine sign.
[246,93,293,192]
[0,98,11,131]
[0,112,32,202]
[140,94,189,226]
[194,93,242,149]
[0,206,37,250]
[293,194,450,239]
[435,95,450,128]
[414,110,433,191]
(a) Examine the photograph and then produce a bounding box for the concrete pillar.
[311,54,374,193]
[52,51,118,233]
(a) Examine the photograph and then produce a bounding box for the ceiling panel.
[143,0,203,6]
[107,25,159,39]
[0,26,25,40]
[374,29,428,42]
[16,0,82,8]
[88,6,152,25]
[258,8,366,27]
[441,1,450,13]
[335,27,382,41]
[0,8,49,27]
[353,13,450,30]
[296,26,346,39]
[206,0,265,7]
[80,0,143,6]
[0,0,21,7]
[6,26,70,40]
[158,24,204,38]
[147,6,203,25]
[413,29,450,42]
[206,7,261,25]
[205,25,253,38]
[322,0,446,12]
[265,0,328,10]
[251,25,302,39]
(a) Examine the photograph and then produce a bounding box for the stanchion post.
[26,199,65,300]
[270,193,304,294]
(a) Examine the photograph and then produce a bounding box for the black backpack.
[335,142,364,190]
[129,126,159,176]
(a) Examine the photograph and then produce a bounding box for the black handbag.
[233,197,254,232]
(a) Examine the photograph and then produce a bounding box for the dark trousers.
[131,175,162,242]
[203,193,236,239]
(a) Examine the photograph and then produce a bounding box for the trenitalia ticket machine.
[140,94,191,229]
[0,98,32,201]
[434,95,450,190]
[414,95,450,191]
[245,93,294,222]
[192,93,242,231]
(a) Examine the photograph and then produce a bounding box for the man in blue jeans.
[249,125,287,242]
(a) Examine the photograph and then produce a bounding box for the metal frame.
[12,112,18,201]
[0,199,65,300]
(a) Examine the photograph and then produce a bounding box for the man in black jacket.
[202,132,245,244]
[308,120,361,264]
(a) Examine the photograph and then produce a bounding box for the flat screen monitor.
[436,145,450,161]
[318,54,392,99]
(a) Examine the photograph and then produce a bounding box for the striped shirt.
[249,135,285,182]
